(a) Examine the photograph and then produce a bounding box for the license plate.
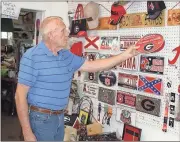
[100,37,119,50]
[98,87,116,105]
[99,71,117,87]
[117,91,136,108]
[118,56,139,71]
[118,73,138,90]
[140,55,164,74]
[83,83,99,98]
[120,35,141,51]
[136,94,161,116]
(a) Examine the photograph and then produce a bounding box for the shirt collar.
[39,41,68,57]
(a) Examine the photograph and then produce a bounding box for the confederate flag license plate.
[140,55,164,74]
[118,73,138,90]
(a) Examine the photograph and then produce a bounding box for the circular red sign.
[136,34,165,53]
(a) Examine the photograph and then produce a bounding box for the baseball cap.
[84,2,99,29]
[147,1,166,20]
[109,2,126,25]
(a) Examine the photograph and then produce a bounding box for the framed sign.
[79,109,89,125]
[119,11,165,28]
[120,35,141,51]
[167,9,180,26]
[118,73,138,90]
[99,71,117,87]
[83,83,99,98]
[140,55,164,74]
[116,91,136,108]
[98,87,116,105]
[138,75,162,95]
[118,56,139,71]
[100,37,119,50]
[116,108,136,126]
[122,124,142,141]
[136,94,161,116]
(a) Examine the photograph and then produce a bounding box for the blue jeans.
[29,110,64,141]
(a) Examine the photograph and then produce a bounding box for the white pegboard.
[68,1,180,138]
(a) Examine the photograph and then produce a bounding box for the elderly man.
[15,16,139,141]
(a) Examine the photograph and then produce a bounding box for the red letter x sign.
[85,37,99,50]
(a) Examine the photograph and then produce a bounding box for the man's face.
[49,20,70,48]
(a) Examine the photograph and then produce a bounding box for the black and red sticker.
[118,73,138,90]
[117,91,136,108]
[98,87,116,105]
[140,55,164,74]
[99,71,117,87]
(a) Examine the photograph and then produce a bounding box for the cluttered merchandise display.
[65,1,180,141]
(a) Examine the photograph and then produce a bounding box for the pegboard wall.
[68,1,180,141]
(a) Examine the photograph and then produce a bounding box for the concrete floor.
[1,112,22,141]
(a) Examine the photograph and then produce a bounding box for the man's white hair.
[39,16,63,40]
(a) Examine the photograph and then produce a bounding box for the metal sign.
[116,108,136,126]
[84,72,99,84]
[140,55,164,74]
[83,83,99,98]
[118,73,138,90]
[167,9,180,26]
[138,75,162,95]
[119,11,165,28]
[118,56,139,71]
[98,87,116,105]
[136,94,161,117]
[99,71,117,87]
[116,91,136,108]
[120,35,141,51]
[100,37,119,50]
[84,36,100,50]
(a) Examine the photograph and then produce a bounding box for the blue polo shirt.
[18,41,85,110]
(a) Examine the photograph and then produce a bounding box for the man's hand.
[23,130,37,141]
[123,45,140,58]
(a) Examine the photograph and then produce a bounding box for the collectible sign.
[120,36,141,51]
[138,75,162,95]
[167,9,180,26]
[83,83,99,98]
[84,72,99,84]
[99,71,117,87]
[116,108,136,125]
[168,46,180,65]
[100,37,119,50]
[118,73,138,90]
[79,109,89,125]
[122,124,142,141]
[98,87,116,105]
[118,56,138,71]
[136,34,165,53]
[116,91,136,108]
[140,55,164,74]
[136,94,161,116]
[84,52,99,60]
[119,11,165,28]
[84,36,100,50]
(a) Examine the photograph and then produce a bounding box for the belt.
[30,105,65,115]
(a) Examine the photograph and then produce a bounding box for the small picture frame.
[79,109,89,125]
[122,124,142,141]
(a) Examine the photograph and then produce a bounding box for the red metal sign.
[84,36,100,50]
[136,34,165,53]
[118,73,138,90]
[117,91,136,108]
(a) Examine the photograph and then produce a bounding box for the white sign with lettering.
[2,2,21,19]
